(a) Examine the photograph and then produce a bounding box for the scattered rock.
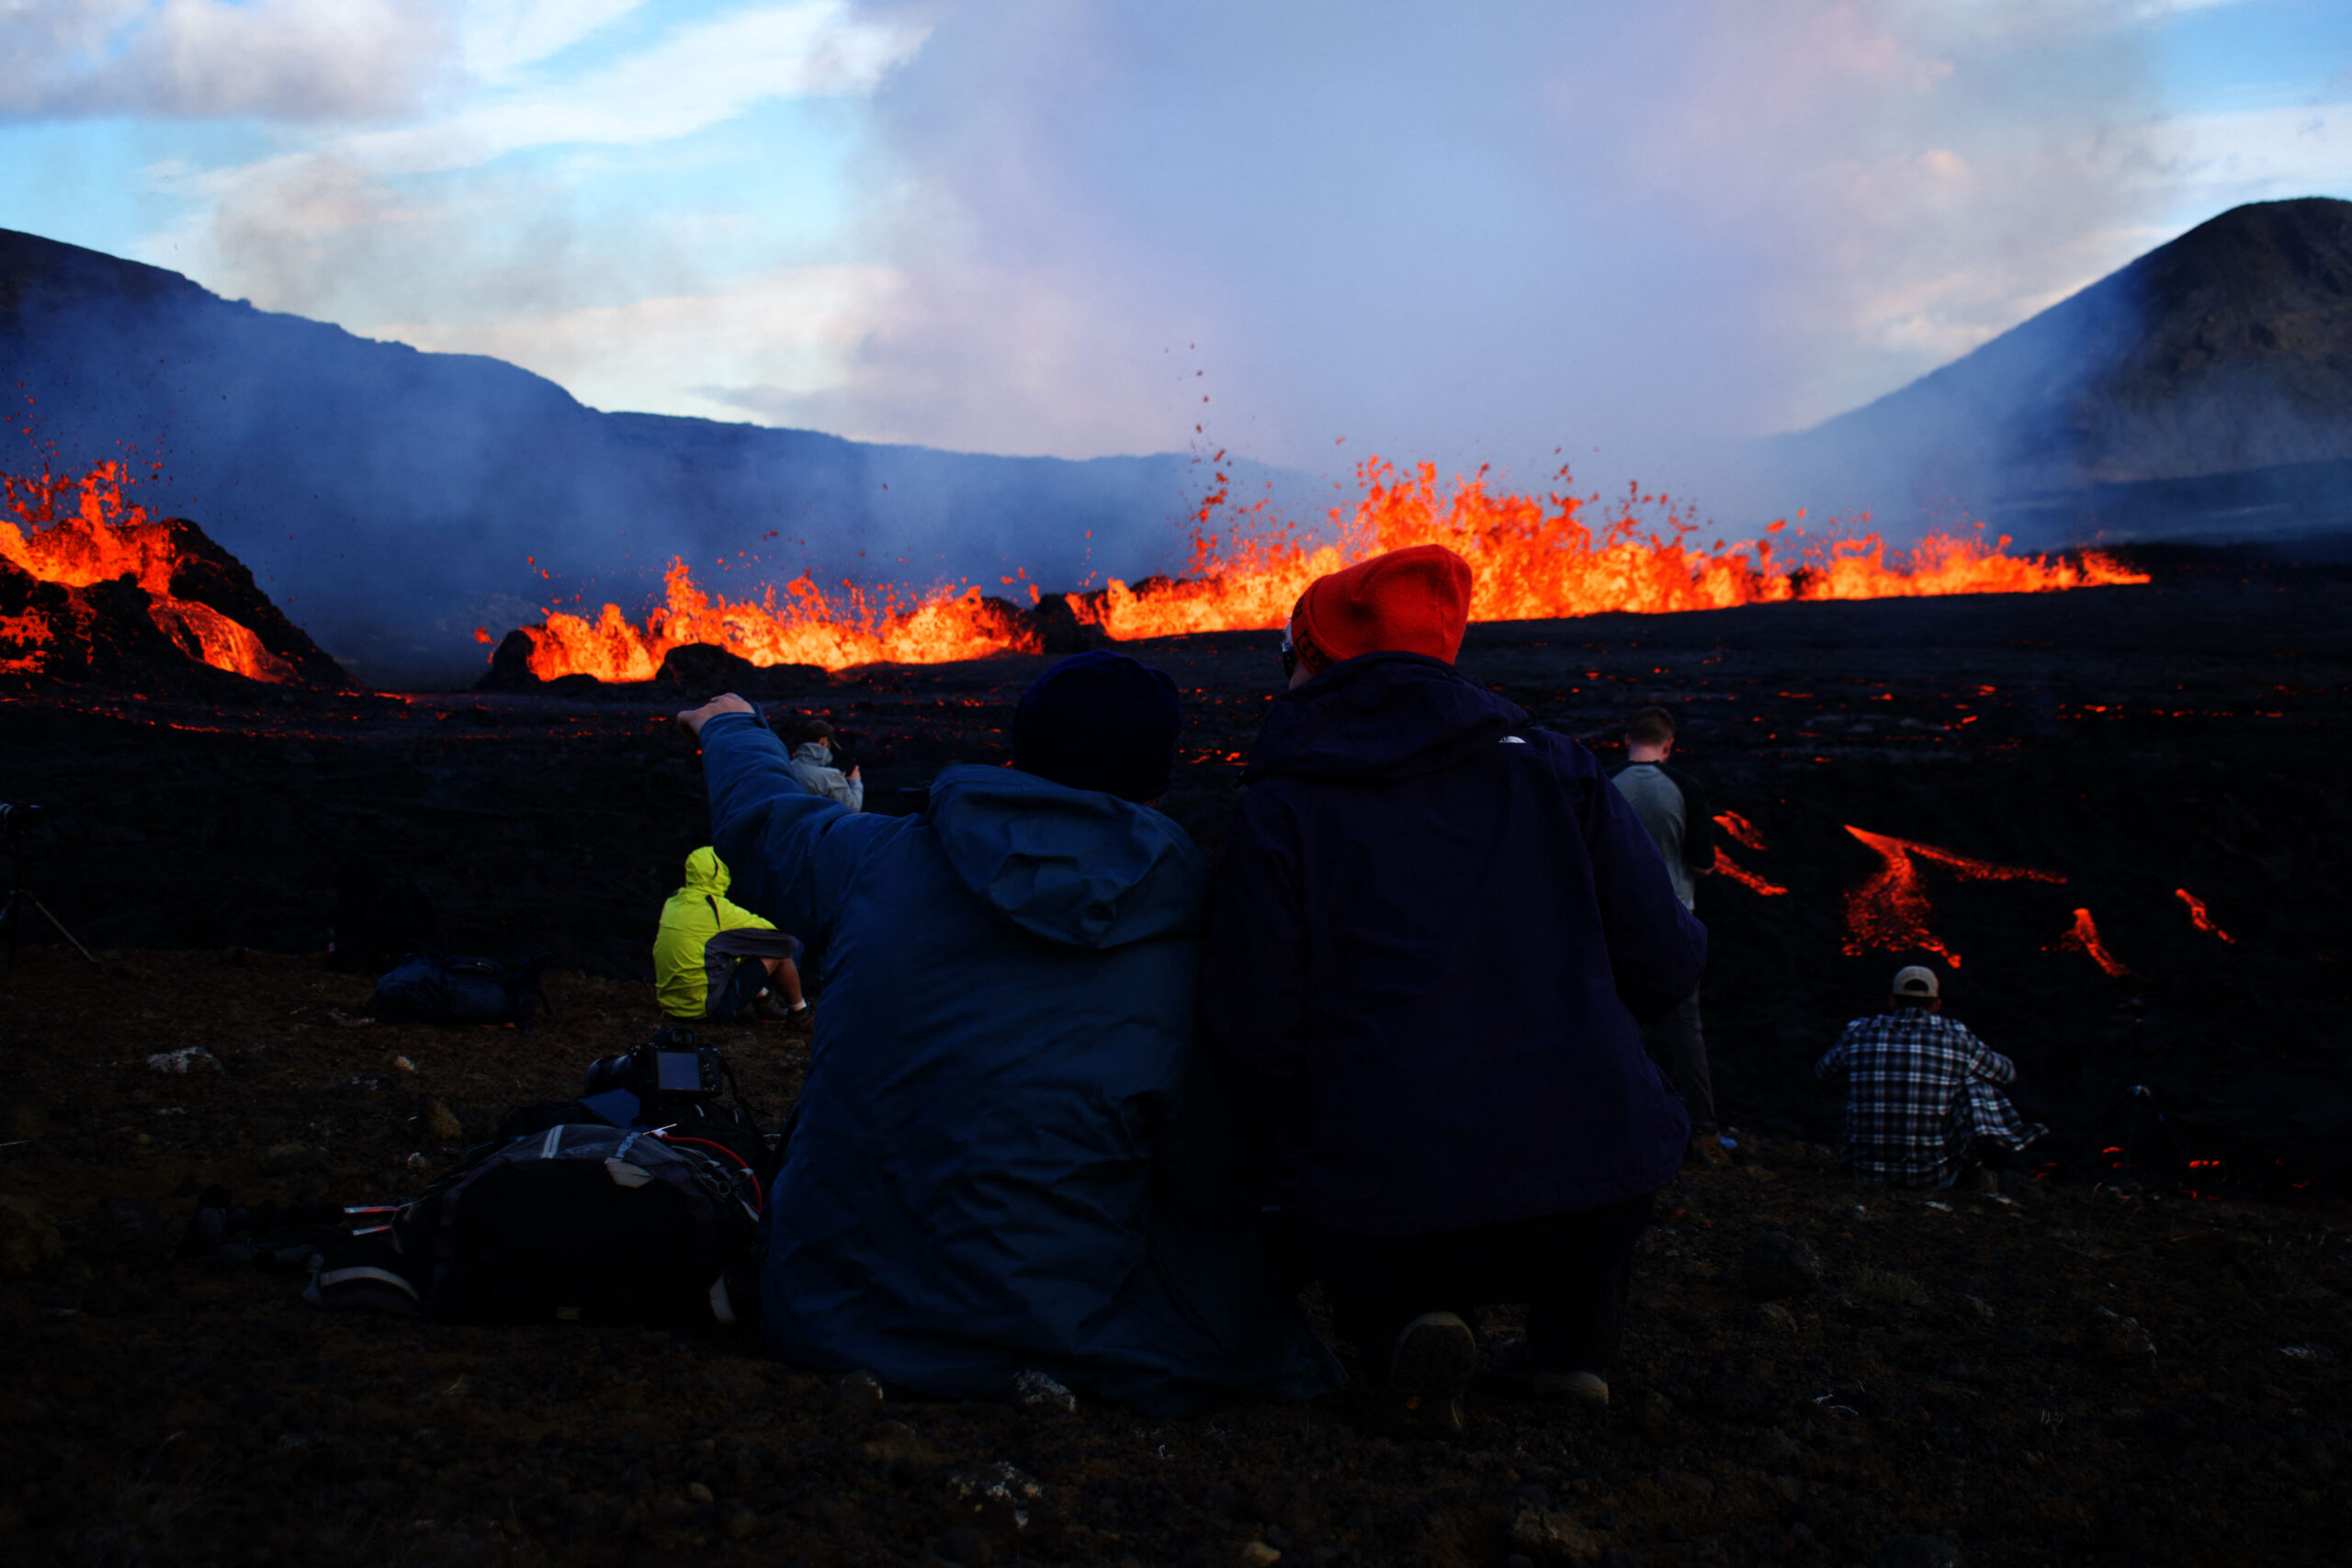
[858,1421,928,1464]
[421,1099,463,1145]
[834,1369,886,1413]
[1959,1293,1996,1321]
[390,1055,417,1074]
[1741,1232,1823,1300]
[1871,1535,1962,1568]
[724,1507,758,1541]
[944,1461,1044,1529]
[1747,1301,1799,1336]
[686,1482,714,1506]
[1510,1507,1602,1560]
[1238,1543,1283,1567]
[1012,1368,1077,1414]
[145,1046,220,1075]
[2085,1308,2157,1366]
[1749,1427,1802,1465]
[0,1195,63,1279]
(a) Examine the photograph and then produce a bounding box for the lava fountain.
[507,458,2152,680]
[2,461,346,687]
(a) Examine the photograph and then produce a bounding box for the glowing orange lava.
[2053,907,2131,976]
[514,457,2151,678]
[2,461,289,682]
[1841,826,2066,967]
[2174,888,2235,944]
[1713,810,1770,852]
[1712,845,1788,897]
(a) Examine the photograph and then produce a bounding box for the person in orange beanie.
[1202,543,1704,1436]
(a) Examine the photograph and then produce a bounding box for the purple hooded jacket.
[1199,652,1704,1238]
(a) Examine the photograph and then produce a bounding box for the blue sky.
[3,0,2346,491]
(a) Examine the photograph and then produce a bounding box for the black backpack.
[372,953,553,1027]
[308,1122,762,1325]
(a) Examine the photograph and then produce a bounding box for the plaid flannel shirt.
[1814,1008,2044,1187]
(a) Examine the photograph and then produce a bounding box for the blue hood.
[928,763,1208,949]
[1247,653,1524,784]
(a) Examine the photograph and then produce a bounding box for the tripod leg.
[30,897,101,969]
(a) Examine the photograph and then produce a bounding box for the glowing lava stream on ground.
[2053,907,2132,976]
[514,458,2152,680]
[2,462,291,682]
[1840,826,2068,967]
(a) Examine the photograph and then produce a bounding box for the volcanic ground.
[0,556,2346,1567]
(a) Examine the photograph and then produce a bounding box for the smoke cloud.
[751,0,2174,521]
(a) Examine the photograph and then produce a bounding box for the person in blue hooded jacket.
[1199,545,1706,1435]
[673,653,1341,1415]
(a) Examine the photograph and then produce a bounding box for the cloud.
[372,263,908,423]
[457,0,648,85]
[345,0,929,175]
[0,0,451,120]
[739,0,2181,491]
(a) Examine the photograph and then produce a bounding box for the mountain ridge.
[1779,197,2352,538]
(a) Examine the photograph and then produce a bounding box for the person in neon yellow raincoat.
[653,847,808,1025]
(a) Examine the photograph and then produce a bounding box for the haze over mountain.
[1774,197,2352,548]
[1,229,1316,687]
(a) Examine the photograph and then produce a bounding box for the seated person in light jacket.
[1200,545,1706,1436]
[786,719,863,811]
[652,847,809,1028]
[674,652,1340,1414]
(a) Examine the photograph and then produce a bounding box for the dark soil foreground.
[1,561,2348,1566]
[0,951,2346,1568]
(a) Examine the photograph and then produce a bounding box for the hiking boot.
[1690,1134,1733,1168]
[782,1002,815,1035]
[1383,1312,1477,1437]
[1529,1369,1611,1407]
[750,992,792,1023]
[1962,1165,2000,1195]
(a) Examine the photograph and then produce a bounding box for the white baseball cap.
[1892,964,1939,999]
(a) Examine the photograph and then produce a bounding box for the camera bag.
[372,953,553,1027]
[310,1122,761,1325]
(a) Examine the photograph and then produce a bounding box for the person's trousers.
[1306,1193,1654,1381]
[1642,989,1716,1133]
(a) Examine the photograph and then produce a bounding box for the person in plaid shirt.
[1815,965,2046,1189]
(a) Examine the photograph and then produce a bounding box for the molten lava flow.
[1713,810,1770,852]
[521,560,1035,682]
[1841,826,2066,967]
[2174,888,2236,944]
[2,461,289,682]
[511,457,2151,676]
[1711,845,1788,897]
[2053,907,2131,976]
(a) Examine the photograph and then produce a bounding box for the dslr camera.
[584,1026,727,1113]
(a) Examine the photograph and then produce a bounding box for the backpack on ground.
[306,1121,762,1325]
[372,953,553,1027]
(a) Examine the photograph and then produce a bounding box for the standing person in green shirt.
[653,846,810,1028]
[1609,706,1726,1166]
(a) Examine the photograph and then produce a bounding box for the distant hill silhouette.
[0,230,1308,686]
[1778,197,2352,547]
